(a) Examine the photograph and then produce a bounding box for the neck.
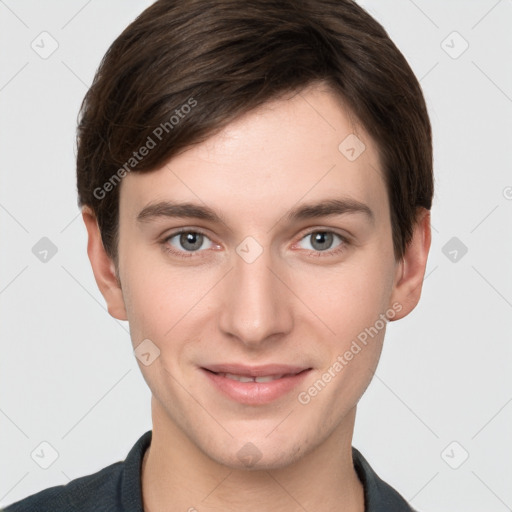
[141,399,365,512]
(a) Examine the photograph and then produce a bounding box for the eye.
[296,230,348,254]
[161,229,349,259]
[163,230,215,256]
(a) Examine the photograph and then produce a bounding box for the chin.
[199,430,311,471]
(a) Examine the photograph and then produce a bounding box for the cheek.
[322,256,393,393]
[121,253,217,350]
[296,256,392,335]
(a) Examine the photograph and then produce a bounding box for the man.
[3,0,432,510]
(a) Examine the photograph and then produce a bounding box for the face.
[88,83,428,470]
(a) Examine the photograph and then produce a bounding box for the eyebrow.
[136,198,375,226]
[284,198,374,225]
[137,201,224,224]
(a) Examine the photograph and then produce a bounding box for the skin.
[82,82,431,512]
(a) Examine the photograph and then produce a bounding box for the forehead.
[119,84,388,227]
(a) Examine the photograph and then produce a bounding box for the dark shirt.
[3,430,418,511]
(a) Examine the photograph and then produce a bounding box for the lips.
[203,363,308,378]
[201,363,311,405]
[218,372,290,383]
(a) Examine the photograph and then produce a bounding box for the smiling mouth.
[201,366,312,404]
[208,371,304,383]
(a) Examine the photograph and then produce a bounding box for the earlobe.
[81,206,128,321]
[388,208,431,322]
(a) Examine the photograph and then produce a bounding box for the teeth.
[255,375,284,382]
[224,373,254,382]
[220,373,286,383]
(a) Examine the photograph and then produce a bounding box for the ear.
[81,206,128,321]
[388,208,431,321]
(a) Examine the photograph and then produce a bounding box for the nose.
[218,244,293,349]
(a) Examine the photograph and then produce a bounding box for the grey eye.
[168,231,212,252]
[180,232,204,251]
[297,231,343,252]
[310,232,334,251]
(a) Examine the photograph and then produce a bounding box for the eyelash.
[161,228,350,259]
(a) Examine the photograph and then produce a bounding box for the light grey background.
[0,1,511,510]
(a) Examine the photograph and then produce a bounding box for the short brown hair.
[76,0,433,268]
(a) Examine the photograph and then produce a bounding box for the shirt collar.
[352,446,417,511]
